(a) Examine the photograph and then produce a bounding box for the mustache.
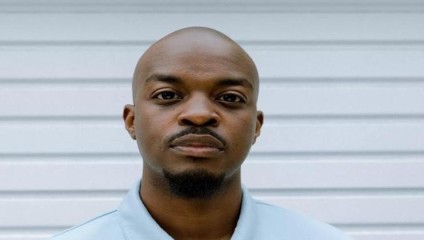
[167,127,226,147]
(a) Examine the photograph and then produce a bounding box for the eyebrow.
[144,74,253,90]
[216,78,253,90]
[145,74,183,85]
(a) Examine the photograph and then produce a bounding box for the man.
[51,27,352,239]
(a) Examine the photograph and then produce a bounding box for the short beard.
[163,169,225,199]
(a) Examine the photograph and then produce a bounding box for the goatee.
[163,169,225,199]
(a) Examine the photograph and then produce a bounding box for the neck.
[140,170,243,240]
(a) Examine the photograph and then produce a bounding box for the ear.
[123,104,136,140]
[252,111,264,145]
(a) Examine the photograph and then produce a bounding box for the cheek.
[135,107,176,152]
[134,112,168,173]
[134,109,159,152]
[226,113,257,154]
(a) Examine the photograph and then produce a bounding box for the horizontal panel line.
[0,226,66,235]
[3,40,424,47]
[1,155,423,164]
[2,188,424,199]
[338,223,424,231]
[265,114,424,121]
[0,78,131,85]
[251,188,424,197]
[261,77,424,84]
[0,40,148,47]
[248,151,424,157]
[2,115,424,123]
[0,159,141,164]
[0,190,127,199]
[1,151,424,159]
[1,77,424,85]
[1,225,424,235]
[0,116,121,121]
[244,40,424,47]
[0,226,65,231]
[2,3,424,14]
[0,152,140,159]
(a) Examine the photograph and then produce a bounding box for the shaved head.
[131,27,259,102]
[124,26,264,201]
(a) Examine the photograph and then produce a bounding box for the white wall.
[1,1,424,239]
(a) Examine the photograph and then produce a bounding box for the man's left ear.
[252,111,264,145]
[123,104,136,140]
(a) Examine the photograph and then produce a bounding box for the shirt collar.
[118,181,257,240]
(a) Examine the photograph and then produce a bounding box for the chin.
[162,168,225,199]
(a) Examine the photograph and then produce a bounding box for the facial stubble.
[163,168,225,199]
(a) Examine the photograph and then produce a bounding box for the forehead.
[148,51,250,82]
[135,33,258,90]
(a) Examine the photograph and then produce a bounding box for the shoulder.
[254,201,353,240]
[49,210,125,240]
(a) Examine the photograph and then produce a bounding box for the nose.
[177,94,220,127]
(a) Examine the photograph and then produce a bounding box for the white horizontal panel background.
[1,81,424,117]
[2,0,424,13]
[2,13,424,42]
[2,158,424,191]
[1,1,424,239]
[2,46,424,78]
[2,196,423,226]
[2,121,424,153]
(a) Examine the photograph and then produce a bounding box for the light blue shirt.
[51,181,352,240]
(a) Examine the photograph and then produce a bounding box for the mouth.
[169,134,224,158]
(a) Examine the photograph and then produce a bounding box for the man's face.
[125,31,263,197]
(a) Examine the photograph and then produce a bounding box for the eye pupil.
[223,94,238,102]
[160,92,176,99]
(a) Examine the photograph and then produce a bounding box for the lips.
[169,134,224,157]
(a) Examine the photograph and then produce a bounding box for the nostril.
[180,117,218,127]
[181,119,192,126]
[206,118,218,127]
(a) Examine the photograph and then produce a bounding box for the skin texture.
[123,27,263,240]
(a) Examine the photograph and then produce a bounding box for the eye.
[217,93,246,104]
[153,91,182,100]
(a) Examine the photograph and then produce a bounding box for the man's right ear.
[123,104,136,140]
